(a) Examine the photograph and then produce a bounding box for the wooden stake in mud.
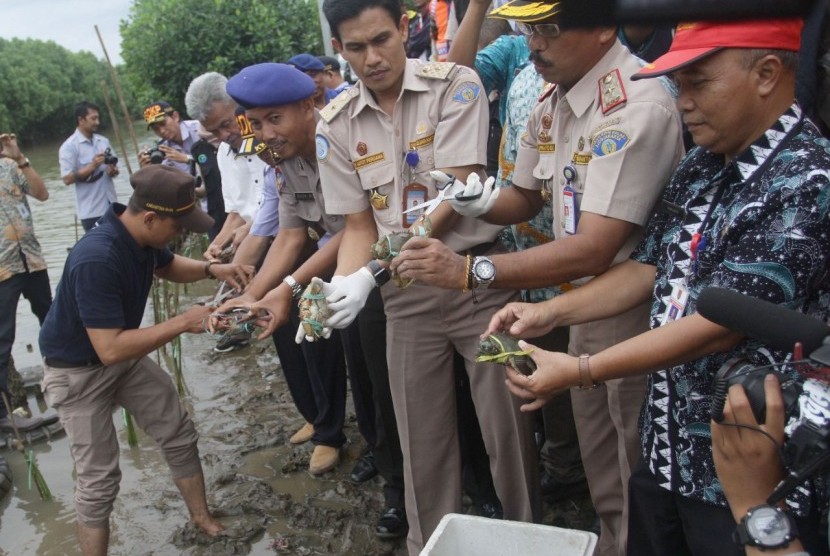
[99,80,133,176]
[95,24,140,158]
[1,393,51,501]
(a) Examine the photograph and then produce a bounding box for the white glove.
[449,173,499,218]
[322,268,375,329]
[295,277,333,343]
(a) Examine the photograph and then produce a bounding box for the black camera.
[711,358,802,424]
[146,143,165,165]
[103,147,118,166]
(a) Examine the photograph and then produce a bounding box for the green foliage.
[120,0,324,115]
[0,37,136,144]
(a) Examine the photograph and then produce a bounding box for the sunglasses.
[517,22,562,39]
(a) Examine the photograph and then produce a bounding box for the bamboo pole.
[94,25,140,158]
[99,80,133,176]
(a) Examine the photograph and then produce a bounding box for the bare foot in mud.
[191,514,224,537]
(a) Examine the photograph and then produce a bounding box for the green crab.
[476,333,537,376]
[298,278,330,340]
[370,218,432,288]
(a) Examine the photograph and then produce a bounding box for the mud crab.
[476,333,536,375]
[370,218,432,288]
[298,279,330,340]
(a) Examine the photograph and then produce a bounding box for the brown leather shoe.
[289,422,314,445]
[308,445,339,475]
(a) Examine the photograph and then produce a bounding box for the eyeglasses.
[517,22,562,39]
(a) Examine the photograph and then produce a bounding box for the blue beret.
[226,63,316,109]
[288,53,325,71]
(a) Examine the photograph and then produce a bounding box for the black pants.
[357,288,405,508]
[628,460,829,555]
[271,301,347,448]
[0,270,52,418]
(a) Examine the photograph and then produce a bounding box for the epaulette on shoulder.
[598,69,627,115]
[416,62,457,80]
[320,88,357,124]
[537,83,556,103]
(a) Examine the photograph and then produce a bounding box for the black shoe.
[478,501,503,519]
[349,450,378,484]
[540,470,589,502]
[375,506,408,539]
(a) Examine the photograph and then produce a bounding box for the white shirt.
[216,142,266,222]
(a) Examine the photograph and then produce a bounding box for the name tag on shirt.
[661,284,690,326]
[294,192,314,201]
[16,203,30,220]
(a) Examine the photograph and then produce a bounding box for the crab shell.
[298,281,330,339]
[477,333,537,376]
[370,232,412,262]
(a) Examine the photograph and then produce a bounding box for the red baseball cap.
[633,19,803,80]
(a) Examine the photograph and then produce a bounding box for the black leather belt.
[44,357,101,369]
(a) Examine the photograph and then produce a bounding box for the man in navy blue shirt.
[39,165,254,555]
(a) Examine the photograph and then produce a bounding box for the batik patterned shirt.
[631,104,830,511]
[0,158,46,282]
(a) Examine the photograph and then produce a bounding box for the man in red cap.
[39,165,254,555]
[484,17,830,555]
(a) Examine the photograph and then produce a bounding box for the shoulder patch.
[592,129,630,157]
[452,81,481,104]
[316,134,330,163]
[416,62,456,80]
[598,69,627,115]
[320,87,358,123]
[537,83,556,103]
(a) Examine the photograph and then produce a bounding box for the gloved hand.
[295,277,333,343]
[449,173,499,218]
[322,268,375,329]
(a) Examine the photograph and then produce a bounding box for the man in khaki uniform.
[317,0,539,553]
[392,1,683,554]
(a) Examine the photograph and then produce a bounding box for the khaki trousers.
[383,281,540,555]
[570,301,650,556]
[42,357,201,526]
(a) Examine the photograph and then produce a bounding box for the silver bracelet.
[283,275,302,299]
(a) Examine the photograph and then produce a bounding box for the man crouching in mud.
[38,165,254,555]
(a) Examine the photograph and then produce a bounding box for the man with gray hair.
[185,72,266,265]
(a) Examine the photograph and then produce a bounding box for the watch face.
[475,259,496,281]
[746,506,792,547]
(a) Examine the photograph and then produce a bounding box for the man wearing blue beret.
[288,53,337,109]
[220,61,408,538]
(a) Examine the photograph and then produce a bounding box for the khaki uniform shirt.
[513,40,684,275]
[317,59,503,252]
[276,154,344,236]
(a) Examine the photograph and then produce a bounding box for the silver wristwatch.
[472,256,496,289]
[283,275,303,299]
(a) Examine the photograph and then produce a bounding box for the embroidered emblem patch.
[592,130,630,157]
[453,82,481,104]
[316,134,330,163]
[356,142,367,156]
[197,154,207,164]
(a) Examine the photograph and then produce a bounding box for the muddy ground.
[1,284,596,555]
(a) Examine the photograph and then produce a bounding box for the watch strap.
[577,354,599,390]
[366,260,390,287]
